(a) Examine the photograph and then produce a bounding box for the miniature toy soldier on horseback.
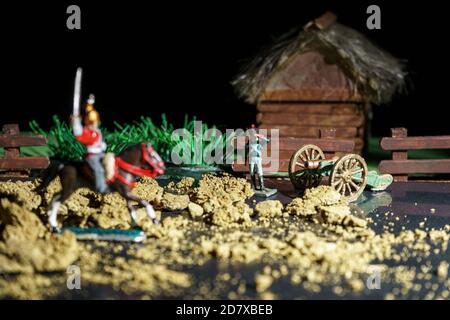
[38,67,165,233]
[71,93,109,193]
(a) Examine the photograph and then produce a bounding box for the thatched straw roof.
[232,12,407,105]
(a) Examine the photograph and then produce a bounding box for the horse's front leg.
[123,190,159,225]
[47,193,62,232]
[141,199,159,225]
[126,199,139,228]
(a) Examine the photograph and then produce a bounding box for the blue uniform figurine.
[247,125,269,191]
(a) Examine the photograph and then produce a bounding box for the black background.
[0,1,447,136]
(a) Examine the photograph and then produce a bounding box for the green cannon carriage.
[288,144,393,202]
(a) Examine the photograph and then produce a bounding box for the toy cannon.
[288,144,393,202]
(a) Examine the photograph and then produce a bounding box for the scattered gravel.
[0,173,449,299]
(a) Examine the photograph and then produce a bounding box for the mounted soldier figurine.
[72,94,109,193]
[37,68,165,232]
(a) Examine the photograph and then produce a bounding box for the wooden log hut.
[232,12,407,154]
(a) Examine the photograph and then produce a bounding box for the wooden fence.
[0,124,50,181]
[379,127,450,182]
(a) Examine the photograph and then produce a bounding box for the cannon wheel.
[330,154,368,202]
[289,144,325,190]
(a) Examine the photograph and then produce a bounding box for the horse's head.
[141,143,165,176]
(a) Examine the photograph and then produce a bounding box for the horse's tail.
[35,161,64,193]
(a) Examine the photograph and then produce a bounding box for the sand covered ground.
[0,173,449,299]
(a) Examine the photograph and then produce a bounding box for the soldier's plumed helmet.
[84,94,100,125]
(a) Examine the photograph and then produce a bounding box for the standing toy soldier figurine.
[72,94,108,193]
[247,125,277,197]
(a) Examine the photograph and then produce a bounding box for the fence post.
[3,124,20,159]
[391,127,408,182]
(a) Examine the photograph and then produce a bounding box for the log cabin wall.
[256,102,365,154]
[253,51,366,154]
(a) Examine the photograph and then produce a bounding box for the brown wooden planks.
[0,135,48,148]
[4,148,20,159]
[379,159,450,175]
[320,128,336,138]
[261,151,290,161]
[232,160,291,173]
[257,125,358,138]
[256,103,361,115]
[234,137,354,153]
[277,137,354,153]
[381,135,450,151]
[261,89,362,102]
[257,112,364,127]
[0,124,50,180]
[237,150,346,163]
[0,157,50,170]
[378,128,450,181]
